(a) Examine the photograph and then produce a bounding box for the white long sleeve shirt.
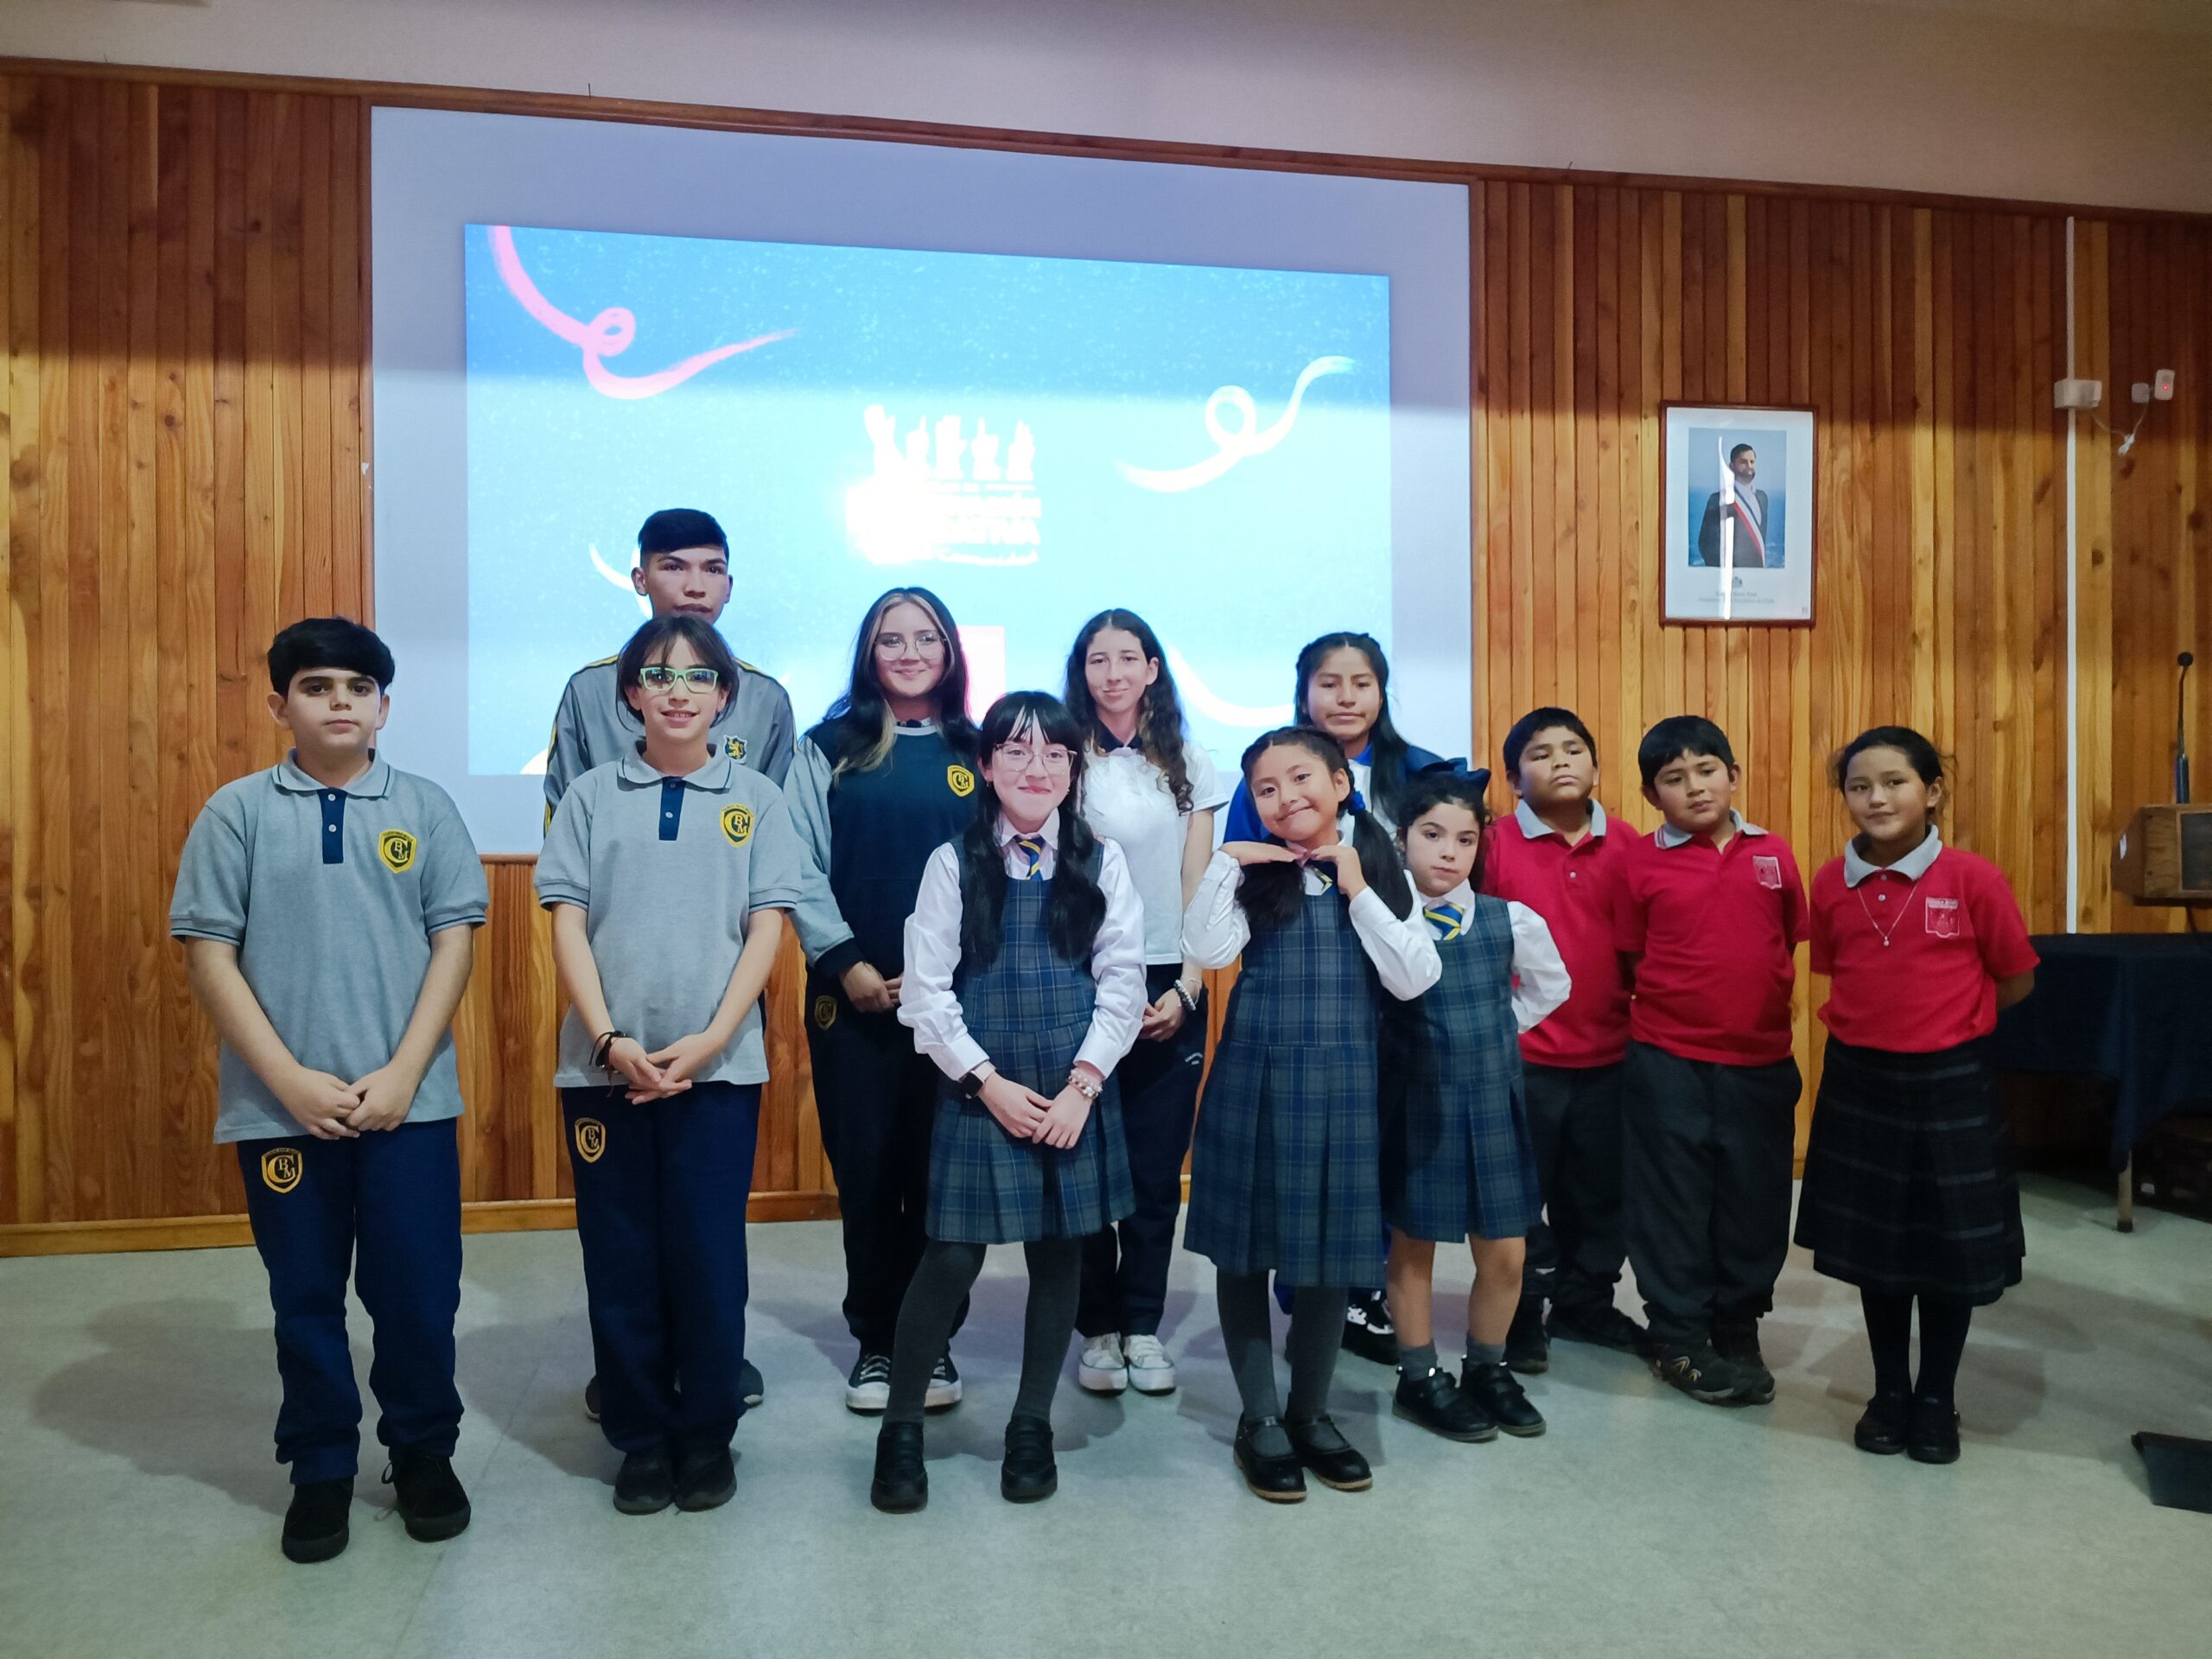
[1421,878,1573,1033]
[1181,839,1442,1002]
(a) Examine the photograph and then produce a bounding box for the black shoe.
[385,1450,471,1542]
[1548,1299,1649,1355]
[613,1447,676,1515]
[870,1421,928,1514]
[1460,1359,1547,1436]
[1287,1414,1373,1491]
[741,1360,766,1409]
[1712,1318,1776,1404]
[1907,1396,1961,1465]
[674,1446,737,1512]
[584,1376,601,1423]
[1000,1415,1058,1503]
[1504,1300,1551,1374]
[1650,1343,1753,1404]
[1392,1365,1498,1442]
[1853,1390,1911,1455]
[1340,1292,1398,1367]
[280,1478,352,1564]
[1233,1416,1307,1503]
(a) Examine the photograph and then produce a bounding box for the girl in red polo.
[1796,726,2037,1466]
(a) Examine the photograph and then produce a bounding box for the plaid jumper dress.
[1185,883,1387,1287]
[1380,894,1541,1243]
[924,859,1135,1245]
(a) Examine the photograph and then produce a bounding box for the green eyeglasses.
[639,665,721,695]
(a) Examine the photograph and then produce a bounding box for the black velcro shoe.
[1907,1396,1961,1465]
[281,1478,352,1564]
[1287,1414,1372,1491]
[1650,1343,1753,1404]
[1233,1416,1306,1503]
[613,1447,676,1516]
[1504,1299,1551,1374]
[1392,1365,1498,1442]
[1001,1415,1058,1503]
[740,1360,766,1410]
[675,1446,737,1512]
[1548,1300,1649,1355]
[385,1451,471,1542]
[584,1376,601,1423]
[1712,1319,1776,1404]
[1461,1360,1547,1436]
[1853,1390,1910,1455]
[1340,1291,1399,1367]
[870,1421,927,1514]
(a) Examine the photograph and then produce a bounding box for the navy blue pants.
[237,1120,463,1486]
[563,1082,760,1458]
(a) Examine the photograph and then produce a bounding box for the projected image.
[463,224,1392,777]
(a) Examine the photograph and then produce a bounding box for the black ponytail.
[956,693,1108,969]
[1235,726,1414,935]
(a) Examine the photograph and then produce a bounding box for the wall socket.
[2155,369,2176,401]
[2053,377,2103,410]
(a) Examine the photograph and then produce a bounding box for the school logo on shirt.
[378,830,416,873]
[724,735,747,762]
[947,764,976,798]
[1924,896,1962,938]
[574,1118,607,1164]
[812,994,837,1030]
[720,804,754,847]
[1752,854,1783,890]
[259,1147,303,1194]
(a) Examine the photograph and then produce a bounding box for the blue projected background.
[463,223,1391,775]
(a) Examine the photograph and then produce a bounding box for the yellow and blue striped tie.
[1012,835,1046,880]
[1424,902,1466,941]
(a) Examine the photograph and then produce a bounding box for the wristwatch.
[957,1063,995,1100]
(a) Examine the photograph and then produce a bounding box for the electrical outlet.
[2053,378,2103,410]
[2133,383,2152,404]
[2155,369,2176,401]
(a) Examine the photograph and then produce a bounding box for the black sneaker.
[1907,1396,1961,1465]
[845,1351,893,1414]
[675,1446,737,1512]
[870,1421,927,1514]
[740,1360,766,1409]
[1000,1415,1058,1503]
[925,1351,963,1411]
[1712,1319,1776,1404]
[1547,1300,1649,1354]
[280,1478,352,1564]
[1233,1415,1306,1503]
[613,1447,676,1515]
[1286,1414,1372,1492]
[584,1376,601,1423]
[1650,1343,1753,1404]
[1504,1299,1551,1374]
[1460,1359,1547,1436]
[385,1450,471,1542]
[1392,1365,1498,1442]
[1340,1291,1398,1367]
[1853,1390,1910,1455]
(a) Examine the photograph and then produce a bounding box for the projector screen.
[373,109,1470,852]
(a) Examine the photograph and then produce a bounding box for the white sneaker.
[925,1351,963,1411]
[1122,1333,1177,1395]
[1078,1332,1128,1393]
[845,1351,892,1414]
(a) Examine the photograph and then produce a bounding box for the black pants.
[1621,1040,1802,1347]
[1077,965,1205,1338]
[807,969,967,1356]
[1522,1061,1629,1312]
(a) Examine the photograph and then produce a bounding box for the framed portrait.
[1660,404,1816,625]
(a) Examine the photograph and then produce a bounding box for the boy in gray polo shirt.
[171,617,487,1565]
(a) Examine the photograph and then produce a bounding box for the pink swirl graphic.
[487,225,793,401]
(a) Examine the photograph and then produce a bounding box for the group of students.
[170,506,2038,1563]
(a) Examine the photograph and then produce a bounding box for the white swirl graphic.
[1165,645,1292,730]
[1117,355,1356,493]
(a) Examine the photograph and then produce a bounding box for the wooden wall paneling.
[0,76,17,1228]
[2075,219,2114,932]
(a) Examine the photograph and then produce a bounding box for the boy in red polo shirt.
[1481,708,1648,1374]
[1611,716,1807,1405]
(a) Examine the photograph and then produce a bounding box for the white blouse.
[899,811,1148,1084]
[1081,737,1230,965]
[1422,878,1574,1033]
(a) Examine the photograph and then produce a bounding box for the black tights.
[886,1238,1082,1427]
[1217,1271,1346,1457]
[1859,1288,1974,1404]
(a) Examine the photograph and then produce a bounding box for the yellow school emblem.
[260,1147,303,1194]
[724,735,747,762]
[575,1118,607,1164]
[947,764,976,798]
[377,829,416,873]
[812,994,837,1030]
[721,804,754,846]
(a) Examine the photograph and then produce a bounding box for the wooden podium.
[2112,804,2212,906]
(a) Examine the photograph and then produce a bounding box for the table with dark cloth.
[1991,932,2212,1170]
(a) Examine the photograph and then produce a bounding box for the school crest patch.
[259,1147,303,1194]
[1752,854,1783,890]
[378,829,417,873]
[724,735,747,762]
[812,994,837,1030]
[721,804,754,846]
[947,764,976,798]
[1923,896,1961,938]
[574,1118,607,1164]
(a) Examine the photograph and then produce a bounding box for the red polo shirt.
[1481,800,1641,1067]
[1811,836,2038,1052]
[1611,815,1808,1065]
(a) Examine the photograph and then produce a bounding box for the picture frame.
[1659,403,1817,626]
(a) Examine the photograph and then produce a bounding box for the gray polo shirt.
[543,653,795,822]
[537,751,806,1088]
[169,754,489,1143]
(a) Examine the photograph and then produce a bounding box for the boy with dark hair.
[1480,707,1646,1373]
[172,617,487,1561]
[1610,715,1807,1405]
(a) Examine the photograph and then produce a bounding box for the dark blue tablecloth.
[1992,933,2212,1167]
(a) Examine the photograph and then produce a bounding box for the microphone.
[2178,652,2195,803]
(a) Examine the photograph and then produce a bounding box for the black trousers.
[807,968,967,1356]
[1522,1061,1629,1312]
[1077,964,1205,1338]
[1621,1040,1802,1347]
